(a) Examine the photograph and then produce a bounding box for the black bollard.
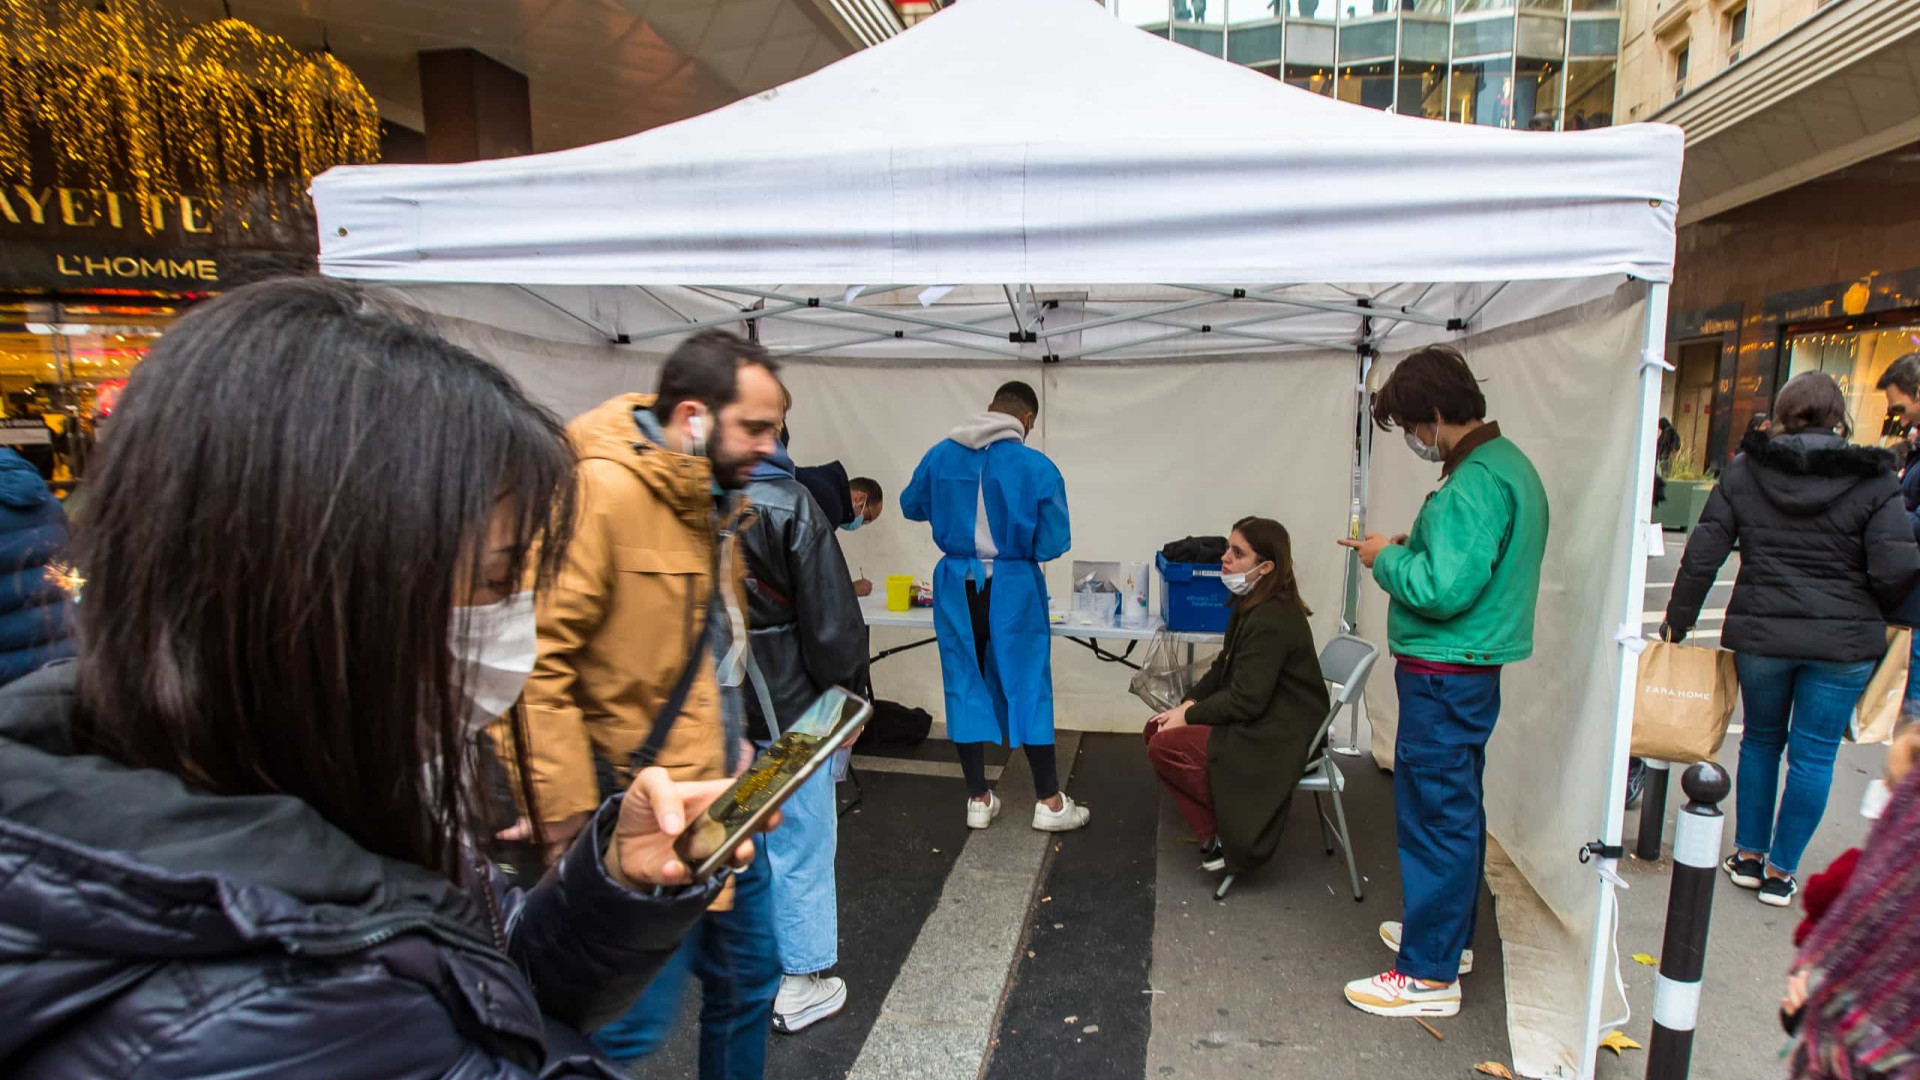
[1635,758,1672,861]
[1645,761,1731,1080]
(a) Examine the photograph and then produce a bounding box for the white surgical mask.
[1220,564,1269,596]
[1404,429,1446,463]
[449,590,538,734]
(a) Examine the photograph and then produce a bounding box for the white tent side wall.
[1361,282,1653,1077]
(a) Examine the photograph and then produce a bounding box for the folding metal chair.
[1215,634,1379,902]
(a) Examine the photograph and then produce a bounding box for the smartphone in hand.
[675,687,872,881]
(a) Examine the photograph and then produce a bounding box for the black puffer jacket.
[1667,432,1920,662]
[0,663,718,1079]
[742,457,868,741]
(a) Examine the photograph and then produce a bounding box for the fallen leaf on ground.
[1084,1025,1100,1034]
[1063,1016,1077,1024]
[1473,1063,1515,1079]
[1631,953,1658,967]
[1600,1030,1643,1055]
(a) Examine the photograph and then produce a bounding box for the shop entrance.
[0,296,176,488]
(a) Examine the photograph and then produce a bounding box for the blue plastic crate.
[1155,551,1231,633]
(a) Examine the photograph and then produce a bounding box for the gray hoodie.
[947,411,1029,578]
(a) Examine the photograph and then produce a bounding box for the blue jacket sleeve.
[1034,459,1070,563]
[900,449,935,524]
[503,796,721,1033]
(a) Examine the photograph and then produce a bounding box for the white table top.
[859,596,1223,644]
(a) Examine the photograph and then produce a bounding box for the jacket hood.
[0,449,49,510]
[569,394,736,527]
[1740,432,1896,516]
[752,440,796,482]
[0,665,493,1053]
[948,411,1027,450]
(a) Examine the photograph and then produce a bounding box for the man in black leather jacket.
[740,438,869,1034]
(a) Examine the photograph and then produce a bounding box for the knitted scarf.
[1792,766,1920,1080]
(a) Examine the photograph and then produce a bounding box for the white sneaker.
[966,791,1002,830]
[1343,970,1462,1018]
[1032,792,1091,832]
[1378,921,1474,975]
[773,973,847,1034]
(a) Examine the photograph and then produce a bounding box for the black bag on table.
[1161,536,1228,565]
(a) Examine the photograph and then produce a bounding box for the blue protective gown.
[900,430,1070,747]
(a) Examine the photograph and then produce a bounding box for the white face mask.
[1404,428,1447,463]
[449,590,538,735]
[1220,563,1269,597]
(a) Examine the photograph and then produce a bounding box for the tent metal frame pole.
[771,308,1028,359]
[699,285,1018,342]
[1071,304,1357,351]
[1461,280,1510,329]
[1052,307,1343,360]
[755,306,1029,360]
[1580,280,1671,1079]
[1177,283,1458,329]
[1036,294,1226,338]
[619,301,809,343]
[1332,342,1375,757]
[512,285,621,340]
[635,286,695,324]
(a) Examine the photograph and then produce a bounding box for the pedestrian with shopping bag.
[1664,372,1920,908]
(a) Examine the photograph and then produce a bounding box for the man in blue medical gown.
[901,381,1090,832]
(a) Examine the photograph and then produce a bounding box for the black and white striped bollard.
[1646,761,1731,1080]
[1635,758,1671,862]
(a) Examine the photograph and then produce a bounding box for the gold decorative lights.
[0,0,379,229]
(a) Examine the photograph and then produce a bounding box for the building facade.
[1107,0,1622,130]
[1621,0,1920,470]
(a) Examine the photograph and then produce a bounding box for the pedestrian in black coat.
[1666,373,1920,905]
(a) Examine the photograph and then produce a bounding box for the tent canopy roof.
[312,0,1683,359]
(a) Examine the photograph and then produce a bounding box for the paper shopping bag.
[1630,641,1738,764]
[1851,627,1910,745]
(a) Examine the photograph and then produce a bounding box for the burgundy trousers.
[1144,721,1216,843]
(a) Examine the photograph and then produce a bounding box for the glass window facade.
[1104,0,1618,130]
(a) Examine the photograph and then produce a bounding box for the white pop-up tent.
[312,0,1683,1074]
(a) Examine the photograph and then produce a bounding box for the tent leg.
[1577,281,1672,1078]
[1333,344,1374,757]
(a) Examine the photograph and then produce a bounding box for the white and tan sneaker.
[966,791,1002,830]
[1032,792,1090,832]
[1344,970,1461,1018]
[1378,921,1474,975]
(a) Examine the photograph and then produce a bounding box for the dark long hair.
[69,277,576,877]
[1232,516,1311,617]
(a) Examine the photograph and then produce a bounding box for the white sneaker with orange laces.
[1343,970,1462,1018]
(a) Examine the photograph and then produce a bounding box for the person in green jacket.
[1337,344,1549,1020]
[1144,517,1329,880]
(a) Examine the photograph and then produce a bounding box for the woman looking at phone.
[0,279,767,1079]
[1144,517,1328,879]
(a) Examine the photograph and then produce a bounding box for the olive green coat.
[1186,596,1329,873]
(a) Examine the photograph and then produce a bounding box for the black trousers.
[957,577,1059,801]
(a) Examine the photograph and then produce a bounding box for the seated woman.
[0,278,771,1078]
[1145,517,1329,877]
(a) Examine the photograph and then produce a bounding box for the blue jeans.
[761,747,839,975]
[1392,665,1501,984]
[1904,632,1920,721]
[1733,654,1875,877]
[591,855,781,1078]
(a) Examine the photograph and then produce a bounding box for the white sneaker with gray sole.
[773,973,847,1034]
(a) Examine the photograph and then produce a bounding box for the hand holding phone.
[673,687,872,882]
[611,767,781,888]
